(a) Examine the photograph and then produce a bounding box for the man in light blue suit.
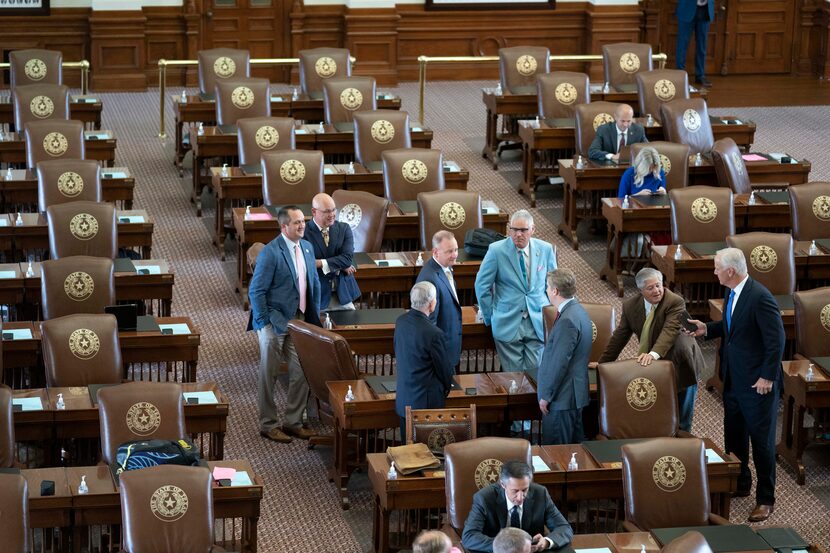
[475,210,557,373]
[676,0,715,88]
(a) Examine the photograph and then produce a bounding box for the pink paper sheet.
[741,154,767,162]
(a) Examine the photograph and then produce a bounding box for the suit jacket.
[537,300,593,411]
[393,309,455,418]
[474,237,557,343]
[588,121,648,162]
[599,289,703,389]
[416,258,462,369]
[461,483,573,553]
[247,235,322,334]
[676,0,715,22]
[705,277,785,396]
[304,220,360,308]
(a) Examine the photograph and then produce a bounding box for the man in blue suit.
[416,230,462,369]
[304,193,360,311]
[676,0,715,88]
[475,210,557,373]
[588,104,647,163]
[537,269,593,445]
[248,206,322,444]
[688,248,784,522]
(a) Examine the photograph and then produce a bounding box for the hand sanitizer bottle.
[25,259,34,278]
[345,385,355,402]
[622,195,630,209]
[646,113,654,127]
[78,475,88,495]
[5,167,12,181]
[56,393,65,410]
[576,155,585,169]
[318,122,325,134]
[603,81,610,93]
[694,152,702,166]
[641,545,647,553]
[534,116,540,127]
[15,212,23,226]
[197,122,204,135]
[810,240,818,256]
[415,252,424,266]
[347,161,355,175]
[387,461,398,480]
[292,87,299,101]
[675,244,683,260]
[324,313,333,330]
[508,379,518,395]
[244,205,251,220]
[221,163,229,177]
[474,304,484,323]
[567,452,578,471]
[806,364,815,381]
[749,191,756,205]
[181,89,187,103]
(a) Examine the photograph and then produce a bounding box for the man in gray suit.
[588,103,647,163]
[537,268,593,445]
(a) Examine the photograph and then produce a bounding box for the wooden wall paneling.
[812,2,830,79]
[290,4,346,85]
[726,0,795,74]
[345,10,400,86]
[90,11,149,91]
[145,7,187,87]
[793,0,818,76]
[585,3,644,80]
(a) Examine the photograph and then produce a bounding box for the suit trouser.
[542,408,584,445]
[678,384,697,433]
[495,317,544,373]
[676,4,711,79]
[257,323,309,432]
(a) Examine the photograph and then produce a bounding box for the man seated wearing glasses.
[305,193,360,311]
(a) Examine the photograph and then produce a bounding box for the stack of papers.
[135,265,162,275]
[158,323,191,335]
[12,397,43,411]
[183,391,219,405]
[531,455,550,472]
[374,259,404,267]
[705,448,725,463]
[3,329,33,340]
[0,270,17,279]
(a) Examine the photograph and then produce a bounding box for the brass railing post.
[158,59,167,139]
[418,55,427,125]
[81,60,89,95]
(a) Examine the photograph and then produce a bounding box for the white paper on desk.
[103,171,128,179]
[271,96,284,102]
[793,549,809,553]
[183,391,218,405]
[532,455,550,472]
[575,548,613,553]
[85,132,110,140]
[589,84,604,93]
[324,167,336,175]
[135,265,162,275]
[375,259,404,267]
[4,328,32,340]
[732,119,742,125]
[119,215,145,224]
[769,152,798,164]
[159,323,191,335]
[411,126,423,132]
[0,271,16,279]
[443,160,461,172]
[12,397,43,411]
[231,471,253,487]
[295,128,308,134]
[705,448,725,463]
[0,218,9,227]
[482,200,499,215]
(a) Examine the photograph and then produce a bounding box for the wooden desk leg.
[599,222,624,297]
[373,493,391,553]
[215,195,227,261]
[192,155,204,217]
[330,418,351,510]
[520,144,537,208]
[243,513,259,553]
[482,109,499,170]
[175,117,184,176]
[777,391,807,485]
[214,430,225,460]
[557,182,579,250]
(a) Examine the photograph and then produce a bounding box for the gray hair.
[412,530,451,553]
[431,230,456,249]
[499,460,533,484]
[635,267,663,290]
[510,209,534,227]
[715,247,748,275]
[546,268,577,299]
[410,281,437,310]
[493,528,532,553]
[632,146,662,187]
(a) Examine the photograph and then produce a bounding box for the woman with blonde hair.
[617,146,666,198]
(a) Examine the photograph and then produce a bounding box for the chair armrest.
[750,181,789,191]
[708,513,730,525]
[622,520,645,532]
[677,430,695,438]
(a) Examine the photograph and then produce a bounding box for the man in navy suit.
[588,104,647,163]
[537,268,593,445]
[688,248,784,522]
[248,206,321,444]
[676,0,715,88]
[304,193,360,311]
[416,230,462,369]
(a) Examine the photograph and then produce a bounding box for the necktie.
[295,244,307,313]
[618,132,626,153]
[322,227,330,247]
[639,305,656,354]
[445,269,458,302]
[518,250,528,285]
[725,289,735,331]
[510,505,520,528]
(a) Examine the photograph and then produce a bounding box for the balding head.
[311,193,337,229]
[614,103,634,132]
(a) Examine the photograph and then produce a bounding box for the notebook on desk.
[365,375,462,397]
[137,315,161,333]
[510,86,536,95]
[652,525,771,552]
[395,200,418,215]
[815,239,830,254]
[633,194,670,208]
[581,438,649,466]
[365,161,383,173]
[113,258,137,273]
[240,164,262,176]
[198,92,215,102]
[264,204,313,218]
[614,83,637,93]
[218,124,238,135]
[809,356,830,372]
[333,122,354,133]
[756,527,809,551]
[329,308,405,327]
[684,242,726,258]
[755,191,790,205]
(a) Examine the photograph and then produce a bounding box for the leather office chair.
[417,190,482,250]
[0,473,29,553]
[711,137,787,195]
[635,69,690,125]
[298,47,351,100]
[726,232,796,295]
[597,359,682,439]
[47,200,117,259]
[794,287,830,359]
[0,384,14,468]
[332,189,389,252]
[382,148,445,204]
[41,256,115,320]
[574,101,620,158]
[789,182,830,241]
[119,465,225,553]
[669,186,734,244]
[631,141,691,191]
[97,381,186,465]
[661,531,713,553]
[40,313,123,387]
[236,116,296,166]
[215,78,271,126]
[37,159,102,211]
[9,49,62,88]
[353,110,412,168]
[444,437,532,536]
[12,84,70,129]
[621,437,728,531]
[406,405,477,454]
[261,150,325,206]
[537,71,590,119]
[602,43,653,90]
[542,303,617,364]
[197,48,250,97]
[498,46,550,95]
[660,98,714,156]
[24,119,85,169]
[323,76,377,125]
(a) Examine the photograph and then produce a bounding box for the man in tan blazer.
[599,267,704,431]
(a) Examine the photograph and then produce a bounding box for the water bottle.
[646,113,654,127]
[324,313,333,330]
[180,89,187,103]
[694,153,702,166]
[221,163,229,177]
[78,475,88,495]
[56,393,65,410]
[387,461,398,480]
[674,244,683,261]
[806,364,814,381]
[567,452,578,471]
[347,161,355,175]
[197,122,204,135]
[345,385,355,402]
[244,205,251,220]
[15,212,23,226]
[415,252,424,267]
[508,379,519,395]
[809,240,818,256]
[576,155,585,170]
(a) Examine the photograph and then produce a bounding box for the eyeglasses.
[509,227,531,234]
[315,208,337,215]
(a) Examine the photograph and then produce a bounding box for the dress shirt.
[643,299,660,360]
[506,497,554,549]
[729,274,749,318]
[281,233,307,288]
[605,125,628,160]
[558,297,574,314]
[517,245,531,286]
[697,0,707,5]
[434,256,458,301]
[310,220,332,275]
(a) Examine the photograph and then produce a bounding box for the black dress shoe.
[695,77,713,88]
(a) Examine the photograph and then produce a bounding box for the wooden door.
[660,0,728,78]
[723,0,795,73]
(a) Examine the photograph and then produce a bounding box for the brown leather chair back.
[40,314,123,388]
[354,109,412,167]
[726,232,796,296]
[261,150,325,206]
[574,101,620,158]
[406,405,477,454]
[669,186,734,244]
[583,303,617,363]
[382,148,445,203]
[498,46,550,95]
[598,359,679,439]
[711,137,751,195]
[98,381,186,465]
[444,437,532,531]
[47,200,117,259]
[0,473,28,553]
[417,190,482,250]
[323,76,377,124]
[660,98,714,156]
[789,182,830,241]
[332,189,389,252]
[13,84,70,129]
[298,47,351,99]
[542,305,559,341]
[41,256,115,320]
[237,116,296,166]
[9,49,62,88]
[662,531,714,553]
[215,78,271,126]
[602,42,653,89]
[197,48,250,96]
[631,141,691,191]
[794,286,830,358]
[37,159,102,211]
[635,70,690,124]
[537,71,590,119]
[24,119,85,170]
[119,465,215,553]
[0,384,14,468]
[621,437,710,530]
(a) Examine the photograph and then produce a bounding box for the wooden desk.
[0,130,117,167]
[0,167,135,211]
[0,96,103,130]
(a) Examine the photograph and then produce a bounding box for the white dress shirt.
[729,274,750,318]
[605,125,629,159]
[309,220,332,275]
[506,497,553,549]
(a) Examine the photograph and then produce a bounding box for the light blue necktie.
[725,289,735,331]
[518,250,528,284]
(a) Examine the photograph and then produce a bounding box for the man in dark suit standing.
[588,104,648,163]
[599,268,704,432]
[537,268,593,445]
[416,230,462,369]
[688,247,784,522]
[676,0,715,88]
[462,460,572,553]
[394,281,455,436]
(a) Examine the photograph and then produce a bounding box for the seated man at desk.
[462,460,572,553]
[588,103,647,163]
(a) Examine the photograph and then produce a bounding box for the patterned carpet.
[97,80,830,551]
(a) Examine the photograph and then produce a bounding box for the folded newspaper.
[386,443,441,475]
